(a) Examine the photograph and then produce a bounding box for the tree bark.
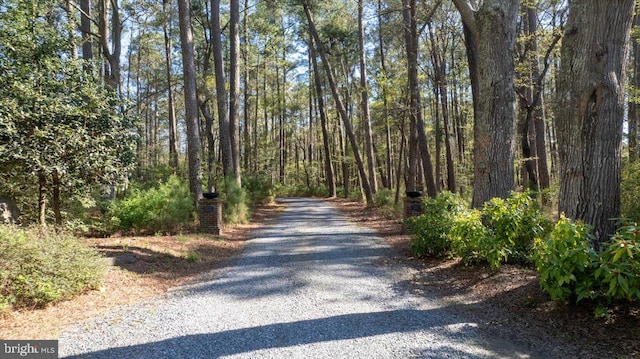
[38,171,47,227]
[80,0,93,63]
[97,0,121,90]
[178,0,203,204]
[211,0,233,180]
[229,0,242,185]
[629,12,640,162]
[402,0,437,198]
[452,0,520,207]
[163,0,179,170]
[358,0,378,195]
[52,169,62,226]
[377,0,393,190]
[429,23,456,193]
[242,0,252,171]
[556,0,635,245]
[309,36,337,197]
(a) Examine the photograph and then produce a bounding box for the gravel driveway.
[59,198,543,358]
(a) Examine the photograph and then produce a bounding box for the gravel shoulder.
[59,198,550,358]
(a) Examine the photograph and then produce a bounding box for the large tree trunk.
[358,0,378,195]
[453,0,520,207]
[556,0,635,246]
[178,0,203,204]
[303,3,373,205]
[211,0,233,179]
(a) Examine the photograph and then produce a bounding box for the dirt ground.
[2,197,640,358]
[0,202,285,340]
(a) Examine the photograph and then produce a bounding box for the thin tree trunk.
[80,0,92,64]
[163,0,179,170]
[242,0,251,171]
[211,0,233,179]
[97,0,121,90]
[429,24,457,192]
[229,0,241,185]
[178,0,203,204]
[403,0,437,198]
[377,0,393,190]
[200,103,217,190]
[358,0,378,194]
[309,36,337,197]
[38,171,47,227]
[303,3,373,205]
[629,12,640,162]
[52,169,62,226]
[394,117,406,205]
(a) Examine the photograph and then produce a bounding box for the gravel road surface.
[59,198,544,358]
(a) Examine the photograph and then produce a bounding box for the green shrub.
[481,191,551,265]
[108,175,194,233]
[449,208,500,267]
[595,224,640,301]
[220,177,249,224]
[622,161,640,223]
[242,173,274,205]
[445,191,550,270]
[374,188,394,208]
[0,226,105,310]
[533,215,597,301]
[407,192,468,257]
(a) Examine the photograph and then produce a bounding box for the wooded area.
[1,0,639,245]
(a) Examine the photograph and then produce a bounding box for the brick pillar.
[404,193,424,219]
[198,198,222,235]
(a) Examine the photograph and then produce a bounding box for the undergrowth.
[0,226,105,312]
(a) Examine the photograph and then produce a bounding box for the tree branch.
[451,0,478,36]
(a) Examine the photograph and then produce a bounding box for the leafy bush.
[481,191,551,265]
[533,215,597,301]
[407,192,468,257]
[0,226,105,310]
[595,225,640,301]
[449,208,498,266]
[444,191,550,270]
[108,175,194,233]
[622,161,640,223]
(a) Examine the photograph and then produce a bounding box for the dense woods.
[1,0,639,243]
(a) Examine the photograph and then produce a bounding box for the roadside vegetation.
[406,172,640,315]
[0,226,105,313]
